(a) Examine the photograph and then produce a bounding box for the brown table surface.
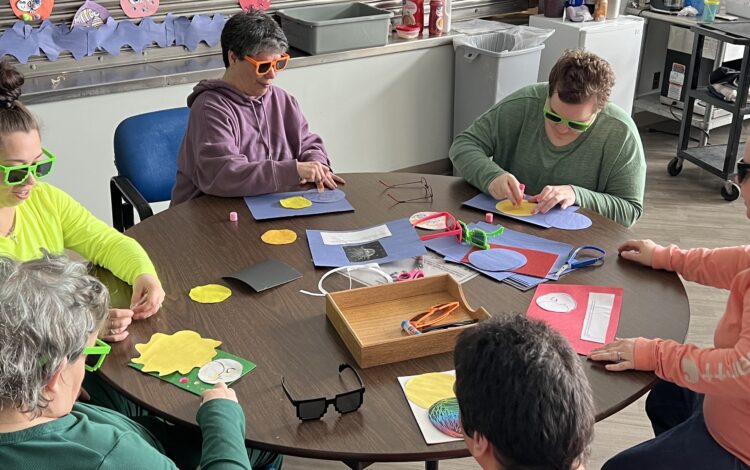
[98,173,690,464]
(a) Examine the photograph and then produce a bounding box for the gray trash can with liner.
[453,26,552,139]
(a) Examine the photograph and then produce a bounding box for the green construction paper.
[129,349,256,396]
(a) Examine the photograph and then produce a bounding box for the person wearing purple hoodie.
[171,11,344,206]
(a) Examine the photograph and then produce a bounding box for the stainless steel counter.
[22,32,458,105]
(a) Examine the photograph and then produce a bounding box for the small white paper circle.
[536,293,577,313]
[409,212,447,230]
[198,359,243,384]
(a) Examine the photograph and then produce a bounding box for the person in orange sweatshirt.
[589,159,750,469]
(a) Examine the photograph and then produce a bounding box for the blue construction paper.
[544,211,592,230]
[172,14,225,50]
[463,193,581,229]
[0,21,38,64]
[304,188,346,203]
[38,21,89,60]
[468,249,527,272]
[306,218,427,268]
[244,189,354,221]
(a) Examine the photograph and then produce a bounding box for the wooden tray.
[325,274,490,368]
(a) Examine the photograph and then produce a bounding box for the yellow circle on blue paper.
[496,200,537,217]
[280,196,312,209]
[189,284,232,304]
[404,372,456,409]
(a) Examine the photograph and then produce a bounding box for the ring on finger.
[109,328,116,336]
[616,351,622,362]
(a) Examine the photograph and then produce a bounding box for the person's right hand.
[297,161,339,189]
[488,173,524,205]
[100,308,134,342]
[618,239,661,267]
[201,382,238,405]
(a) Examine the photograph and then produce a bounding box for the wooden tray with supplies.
[325,274,491,368]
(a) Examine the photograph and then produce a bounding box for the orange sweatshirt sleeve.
[633,274,750,398]
[651,245,750,290]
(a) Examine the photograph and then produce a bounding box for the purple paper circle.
[304,189,346,203]
[544,211,592,230]
[468,249,527,272]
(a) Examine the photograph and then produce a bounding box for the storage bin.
[277,2,394,55]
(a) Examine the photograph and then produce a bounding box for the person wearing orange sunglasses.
[450,49,646,227]
[171,11,344,205]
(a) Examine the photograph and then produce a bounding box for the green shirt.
[0,400,251,469]
[450,83,646,227]
[0,182,156,284]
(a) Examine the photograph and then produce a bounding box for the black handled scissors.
[555,245,606,277]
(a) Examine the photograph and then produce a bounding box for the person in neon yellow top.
[0,60,164,343]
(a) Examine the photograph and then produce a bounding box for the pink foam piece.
[485,212,493,223]
[179,377,188,383]
[229,211,238,222]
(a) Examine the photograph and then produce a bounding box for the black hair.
[0,60,38,143]
[220,10,289,68]
[454,315,595,470]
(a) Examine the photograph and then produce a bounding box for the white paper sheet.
[339,252,479,286]
[397,370,462,445]
[320,224,392,246]
[581,292,615,343]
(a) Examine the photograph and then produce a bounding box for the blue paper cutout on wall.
[0,14,228,64]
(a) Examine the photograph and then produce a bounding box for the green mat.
[128,349,256,396]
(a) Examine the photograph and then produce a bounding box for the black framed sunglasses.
[281,363,365,421]
[738,160,750,184]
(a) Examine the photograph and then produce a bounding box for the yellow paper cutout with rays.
[280,196,312,209]
[189,284,232,304]
[132,330,222,376]
[261,229,297,245]
[404,372,456,409]
[496,200,537,217]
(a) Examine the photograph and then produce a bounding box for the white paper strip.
[320,225,392,246]
[581,292,615,343]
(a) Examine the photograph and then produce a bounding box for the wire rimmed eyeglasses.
[378,177,434,204]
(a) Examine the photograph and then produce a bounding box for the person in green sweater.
[0,254,259,469]
[450,49,646,227]
[0,60,164,342]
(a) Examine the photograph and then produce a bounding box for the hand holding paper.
[589,338,637,372]
[530,185,576,214]
[618,239,660,267]
[488,173,524,206]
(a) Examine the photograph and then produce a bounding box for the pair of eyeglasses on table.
[379,177,434,204]
[281,363,365,421]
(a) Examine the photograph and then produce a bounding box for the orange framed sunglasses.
[243,53,290,76]
[410,301,460,330]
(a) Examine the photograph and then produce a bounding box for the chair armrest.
[110,176,154,221]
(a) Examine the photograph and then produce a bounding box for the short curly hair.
[548,49,615,110]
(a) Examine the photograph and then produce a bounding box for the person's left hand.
[299,166,345,190]
[588,338,637,372]
[130,273,165,320]
[530,185,576,214]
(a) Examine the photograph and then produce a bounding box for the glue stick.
[401,320,422,336]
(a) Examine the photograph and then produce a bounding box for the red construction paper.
[527,284,623,355]
[462,243,557,278]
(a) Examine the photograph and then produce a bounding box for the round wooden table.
[99,173,690,468]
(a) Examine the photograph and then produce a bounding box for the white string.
[299,263,393,297]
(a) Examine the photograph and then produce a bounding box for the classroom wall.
[29,45,454,224]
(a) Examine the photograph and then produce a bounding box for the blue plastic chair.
[110,107,189,232]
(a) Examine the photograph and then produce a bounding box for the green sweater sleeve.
[97,433,178,470]
[197,399,252,470]
[571,131,646,227]
[449,103,507,193]
[51,185,158,284]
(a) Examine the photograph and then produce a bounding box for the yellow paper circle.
[131,330,222,376]
[496,200,537,217]
[261,229,297,245]
[189,284,232,304]
[280,196,312,209]
[404,372,456,409]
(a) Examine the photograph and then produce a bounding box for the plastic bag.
[453,26,554,53]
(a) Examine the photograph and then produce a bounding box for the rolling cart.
[673,21,750,201]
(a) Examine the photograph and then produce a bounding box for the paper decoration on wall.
[72,0,110,28]
[261,229,297,245]
[404,372,456,409]
[280,195,313,209]
[0,14,227,64]
[121,0,158,18]
[496,199,537,217]
[189,284,232,303]
[428,398,463,438]
[131,330,222,376]
[12,0,53,22]
[240,0,271,12]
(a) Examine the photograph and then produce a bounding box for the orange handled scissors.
[409,301,460,330]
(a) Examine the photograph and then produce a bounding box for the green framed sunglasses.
[458,220,505,250]
[0,148,56,186]
[543,101,597,133]
[83,339,111,372]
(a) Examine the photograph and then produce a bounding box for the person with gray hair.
[171,10,344,206]
[0,253,280,469]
